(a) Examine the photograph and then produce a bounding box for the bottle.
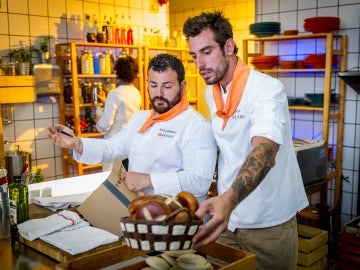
[81,50,89,74]
[0,168,10,239]
[127,27,133,45]
[108,51,115,74]
[104,52,111,75]
[87,50,94,75]
[99,52,107,75]
[8,175,29,225]
[83,14,91,42]
[93,54,100,74]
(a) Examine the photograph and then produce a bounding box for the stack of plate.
[304,93,340,107]
[249,22,281,37]
[304,54,326,68]
[304,16,340,33]
[304,54,339,69]
[250,56,279,69]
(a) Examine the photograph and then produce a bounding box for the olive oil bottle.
[9,175,29,225]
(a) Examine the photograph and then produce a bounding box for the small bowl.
[296,60,306,69]
[284,30,299,36]
[280,61,296,69]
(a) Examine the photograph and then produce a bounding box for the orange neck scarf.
[213,58,250,130]
[138,94,189,133]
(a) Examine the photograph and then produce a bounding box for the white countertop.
[28,171,111,197]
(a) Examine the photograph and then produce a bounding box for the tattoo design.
[232,142,276,204]
[77,138,82,148]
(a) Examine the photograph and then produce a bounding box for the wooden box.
[337,230,360,270]
[56,242,256,270]
[297,224,328,269]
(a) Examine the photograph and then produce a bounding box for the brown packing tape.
[78,158,141,236]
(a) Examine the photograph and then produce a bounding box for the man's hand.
[47,124,83,154]
[192,191,236,249]
[123,172,152,192]
[97,91,107,104]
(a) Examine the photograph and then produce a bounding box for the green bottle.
[8,175,29,224]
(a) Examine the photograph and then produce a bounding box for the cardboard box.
[78,158,140,236]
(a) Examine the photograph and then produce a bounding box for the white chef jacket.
[96,84,141,139]
[75,106,217,205]
[206,69,309,231]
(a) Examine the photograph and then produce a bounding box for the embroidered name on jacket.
[231,110,244,120]
[158,128,176,138]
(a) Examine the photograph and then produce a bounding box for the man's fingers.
[192,224,224,249]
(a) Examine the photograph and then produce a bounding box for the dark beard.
[150,92,182,114]
[199,58,229,85]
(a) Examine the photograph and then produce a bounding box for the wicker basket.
[120,208,202,251]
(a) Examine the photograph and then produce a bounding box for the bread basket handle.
[163,207,192,224]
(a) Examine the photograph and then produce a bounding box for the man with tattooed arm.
[183,11,308,270]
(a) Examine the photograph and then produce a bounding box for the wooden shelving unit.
[55,42,144,177]
[243,33,348,233]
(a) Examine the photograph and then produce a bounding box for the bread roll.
[176,191,199,215]
[135,200,172,221]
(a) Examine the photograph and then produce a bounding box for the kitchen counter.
[0,236,57,270]
[0,171,111,270]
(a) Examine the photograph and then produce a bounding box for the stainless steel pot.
[4,146,31,184]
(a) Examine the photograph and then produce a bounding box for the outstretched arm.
[192,136,279,249]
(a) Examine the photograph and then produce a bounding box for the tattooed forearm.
[232,141,277,204]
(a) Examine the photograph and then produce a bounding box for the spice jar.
[81,82,92,103]
[96,32,106,43]
[62,49,72,75]
[92,82,99,104]
[64,79,73,104]
[7,62,16,76]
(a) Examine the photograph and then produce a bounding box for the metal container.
[4,146,31,184]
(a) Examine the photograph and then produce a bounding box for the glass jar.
[64,79,73,104]
[92,82,99,104]
[7,62,16,76]
[62,48,72,75]
[81,82,92,103]
[96,32,106,43]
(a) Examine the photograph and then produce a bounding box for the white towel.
[40,225,119,255]
[33,192,91,211]
[17,210,83,241]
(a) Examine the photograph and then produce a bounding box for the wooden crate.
[297,257,327,270]
[56,242,256,270]
[336,230,360,270]
[297,225,328,268]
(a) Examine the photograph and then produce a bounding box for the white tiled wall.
[256,0,360,226]
[0,0,169,180]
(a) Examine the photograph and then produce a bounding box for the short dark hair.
[115,55,139,83]
[183,10,238,55]
[147,53,185,84]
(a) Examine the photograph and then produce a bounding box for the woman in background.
[96,55,141,171]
